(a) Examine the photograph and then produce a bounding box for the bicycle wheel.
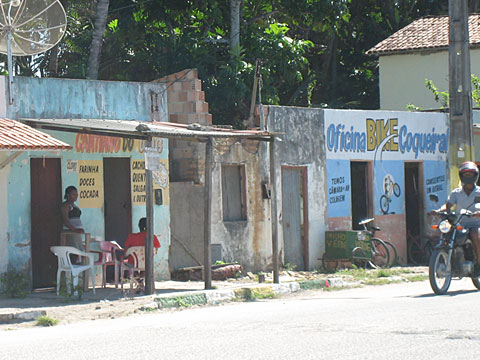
[408,238,429,265]
[383,240,398,267]
[380,195,389,214]
[351,247,368,269]
[393,183,401,197]
[369,238,391,268]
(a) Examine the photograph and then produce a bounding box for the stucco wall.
[266,106,328,270]
[379,49,480,111]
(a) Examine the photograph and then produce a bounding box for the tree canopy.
[7,0,475,126]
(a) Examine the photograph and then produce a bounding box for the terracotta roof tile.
[367,14,480,55]
[0,118,71,150]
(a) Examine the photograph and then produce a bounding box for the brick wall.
[153,69,211,183]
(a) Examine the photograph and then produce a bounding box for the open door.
[31,158,62,288]
[351,161,372,230]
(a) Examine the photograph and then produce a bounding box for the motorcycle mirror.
[429,194,439,203]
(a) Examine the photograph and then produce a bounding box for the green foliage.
[425,79,449,108]
[36,315,58,327]
[407,75,480,110]
[283,263,297,271]
[4,1,455,124]
[0,269,29,298]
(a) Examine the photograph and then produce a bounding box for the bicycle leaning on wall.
[358,218,393,268]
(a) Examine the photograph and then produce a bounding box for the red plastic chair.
[92,241,122,288]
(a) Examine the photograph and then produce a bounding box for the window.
[221,164,246,221]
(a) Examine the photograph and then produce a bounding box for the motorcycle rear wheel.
[429,249,452,295]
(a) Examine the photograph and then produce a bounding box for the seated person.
[124,217,161,265]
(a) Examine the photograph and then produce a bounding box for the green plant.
[0,269,29,298]
[36,315,58,327]
[283,263,297,271]
[58,279,83,301]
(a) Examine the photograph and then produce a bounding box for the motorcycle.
[428,194,480,295]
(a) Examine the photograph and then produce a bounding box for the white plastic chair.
[120,246,145,292]
[50,246,96,296]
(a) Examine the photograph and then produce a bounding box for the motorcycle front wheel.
[472,277,480,290]
[429,249,452,295]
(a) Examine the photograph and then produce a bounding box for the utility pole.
[448,0,474,188]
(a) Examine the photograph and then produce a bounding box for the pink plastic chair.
[92,241,122,288]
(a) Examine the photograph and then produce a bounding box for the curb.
[146,278,347,311]
[0,310,46,323]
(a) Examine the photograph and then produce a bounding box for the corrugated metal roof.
[366,14,480,56]
[20,118,274,141]
[0,118,72,150]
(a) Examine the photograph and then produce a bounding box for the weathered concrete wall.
[211,139,272,272]
[8,76,167,122]
[266,106,328,270]
[0,76,171,281]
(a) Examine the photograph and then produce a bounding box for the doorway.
[103,158,132,247]
[281,166,308,270]
[31,158,62,288]
[351,161,372,230]
[405,162,422,239]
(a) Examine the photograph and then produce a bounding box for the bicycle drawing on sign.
[379,174,401,215]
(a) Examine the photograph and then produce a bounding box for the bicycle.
[382,240,399,267]
[358,218,391,268]
[407,229,434,265]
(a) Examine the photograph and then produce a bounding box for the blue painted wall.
[3,76,171,281]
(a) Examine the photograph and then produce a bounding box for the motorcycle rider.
[431,161,480,277]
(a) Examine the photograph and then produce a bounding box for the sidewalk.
[0,267,428,330]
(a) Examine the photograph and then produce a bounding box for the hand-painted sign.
[131,159,169,206]
[324,110,449,161]
[75,134,164,154]
[78,160,103,208]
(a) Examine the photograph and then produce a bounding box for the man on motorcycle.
[432,161,480,276]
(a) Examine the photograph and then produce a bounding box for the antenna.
[0,0,67,104]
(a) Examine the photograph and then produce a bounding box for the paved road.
[1,279,480,360]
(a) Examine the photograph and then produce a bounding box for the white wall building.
[367,15,480,111]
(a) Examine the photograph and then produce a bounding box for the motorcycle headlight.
[438,220,452,233]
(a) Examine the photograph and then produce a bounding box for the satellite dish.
[0,0,67,103]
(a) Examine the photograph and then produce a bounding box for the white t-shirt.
[447,186,480,226]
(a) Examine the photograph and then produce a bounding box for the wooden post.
[204,136,214,289]
[269,136,279,283]
[449,0,474,189]
[145,137,155,295]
